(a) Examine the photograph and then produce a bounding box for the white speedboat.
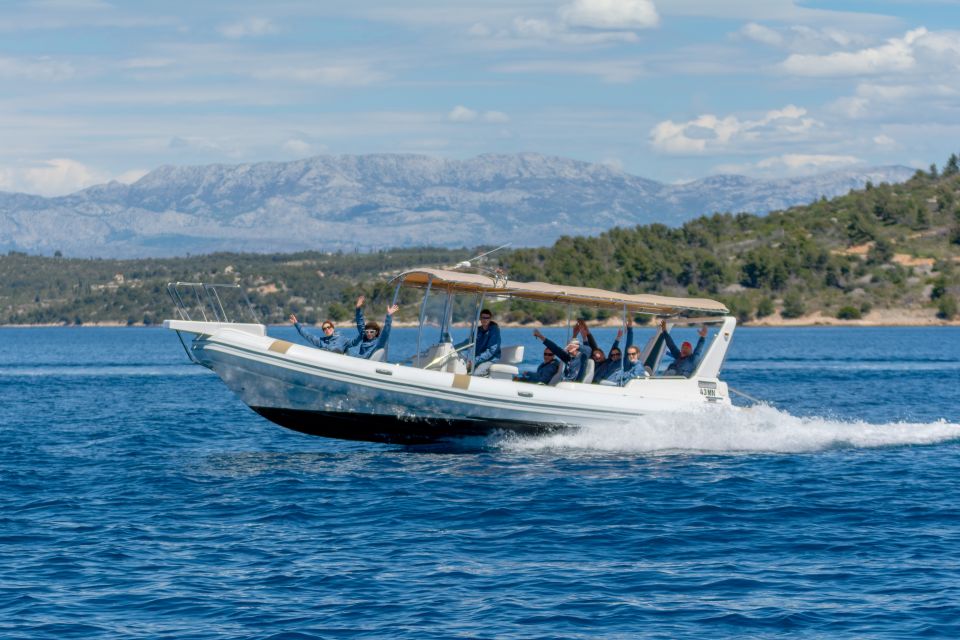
[164,269,735,444]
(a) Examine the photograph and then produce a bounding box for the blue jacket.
[293,322,350,353]
[585,327,633,384]
[600,359,647,386]
[543,338,589,382]
[663,332,705,377]
[594,358,620,382]
[347,307,394,359]
[474,322,502,367]
[519,359,561,384]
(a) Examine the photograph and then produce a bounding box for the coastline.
[2,308,958,329]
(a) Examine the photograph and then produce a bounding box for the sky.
[1,0,960,196]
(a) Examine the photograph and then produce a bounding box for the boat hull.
[182,327,730,445]
[250,407,569,444]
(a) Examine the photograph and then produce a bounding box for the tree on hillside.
[781,290,806,319]
[945,153,960,176]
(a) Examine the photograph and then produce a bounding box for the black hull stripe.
[250,407,571,445]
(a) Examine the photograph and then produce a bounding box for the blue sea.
[2,326,960,639]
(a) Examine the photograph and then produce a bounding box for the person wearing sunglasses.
[346,295,401,359]
[458,309,501,376]
[599,345,648,386]
[533,328,590,382]
[289,313,350,354]
[516,348,561,384]
[575,318,634,383]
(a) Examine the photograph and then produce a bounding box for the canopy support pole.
[619,303,627,386]
[469,293,485,375]
[416,276,433,367]
[384,279,403,361]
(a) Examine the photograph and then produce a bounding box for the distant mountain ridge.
[0,153,915,258]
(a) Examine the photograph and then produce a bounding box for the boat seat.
[487,345,524,380]
[579,359,595,384]
[489,364,519,380]
[498,345,524,365]
[422,342,465,372]
[547,364,564,386]
[368,349,386,362]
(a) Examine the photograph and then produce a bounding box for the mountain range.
[0,153,915,258]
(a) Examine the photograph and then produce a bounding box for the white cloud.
[468,4,653,50]
[650,105,819,154]
[114,168,149,184]
[715,153,861,177]
[448,106,510,123]
[739,22,783,47]
[781,27,928,76]
[509,16,639,46]
[0,56,76,80]
[559,0,659,30]
[482,110,510,123]
[282,139,314,156]
[0,158,111,196]
[448,105,478,122]
[122,57,174,69]
[738,22,868,53]
[873,134,896,147]
[829,80,960,120]
[218,17,279,39]
[251,62,388,86]
[494,58,645,83]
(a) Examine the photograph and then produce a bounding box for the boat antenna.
[451,243,511,287]
[452,243,511,271]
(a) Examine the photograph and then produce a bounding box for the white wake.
[498,404,960,454]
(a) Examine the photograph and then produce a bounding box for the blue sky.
[2,0,959,195]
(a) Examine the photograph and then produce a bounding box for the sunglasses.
[610,352,621,358]
[364,329,377,335]
[543,353,554,358]
[627,351,640,357]
[480,316,492,320]
[322,325,333,330]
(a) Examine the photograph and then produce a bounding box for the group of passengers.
[289,295,398,360]
[290,301,708,383]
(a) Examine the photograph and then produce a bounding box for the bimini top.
[392,268,729,316]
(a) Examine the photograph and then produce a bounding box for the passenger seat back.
[580,358,595,384]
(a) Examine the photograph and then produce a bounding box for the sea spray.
[496,404,960,454]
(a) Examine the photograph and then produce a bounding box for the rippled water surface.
[2,326,960,638]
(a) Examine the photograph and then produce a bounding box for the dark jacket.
[347,307,394,359]
[585,327,633,384]
[543,338,589,382]
[519,359,561,384]
[663,332,705,377]
[474,322,502,366]
[293,322,350,353]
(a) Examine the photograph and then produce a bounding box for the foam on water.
[499,404,960,454]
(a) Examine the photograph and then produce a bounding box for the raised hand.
[533,329,544,341]
[698,325,708,338]
[386,304,400,316]
[616,328,623,339]
[659,319,667,332]
[355,295,365,308]
[289,314,298,324]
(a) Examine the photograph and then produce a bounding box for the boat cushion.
[498,345,524,365]
[489,364,519,380]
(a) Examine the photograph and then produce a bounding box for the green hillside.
[1,155,958,326]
